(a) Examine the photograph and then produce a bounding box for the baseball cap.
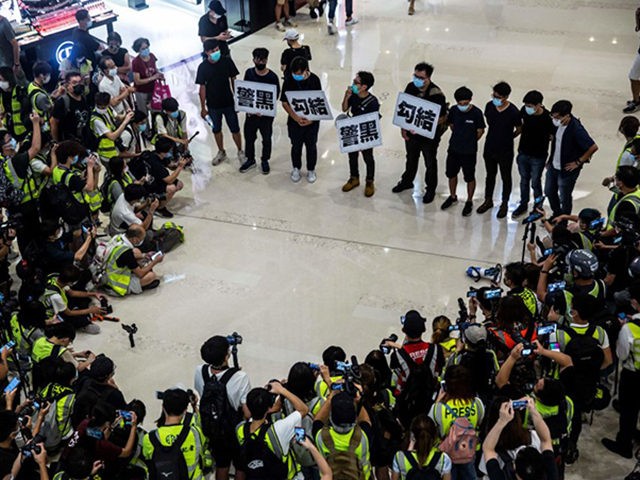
[401,310,426,337]
[462,324,487,345]
[208,0,226,14]
[330,392,356,426]
[90,355,115,380]
[283,29,300,41]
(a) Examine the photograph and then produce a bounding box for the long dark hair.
[286,362,316,403]
[410,414,438,465]
[364,350,392,389]
[484,396,530,451]
[442,365,475,403]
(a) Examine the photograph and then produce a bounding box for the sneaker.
[237,150,247,165]
[512,204,528,218]
[364,180,375,197]
[239,159,256,173]
[408,5,415,14]
[476,199,493,214]
[211,150,227,165]
[142,279,160,291]
[291,167,301,182]
[275,21,286,31]
[155,207,174,219]
[391,182,413,193]
[462,201,473,216]
[497,202,508,219]
[328,22,336,35]
[261,161,270,175]
[318,1,324,15]
[283,19,297,27]
[440,196,458,210]
[342,177,360,192]
[78,323,101,335]
[345,17,359,26]
[601,438,632,459]
[307,170,317,183]
[422,191,436,204]
[623,101,639,114]
[309,7,318,18]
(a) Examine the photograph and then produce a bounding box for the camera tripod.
[520,220,537,263]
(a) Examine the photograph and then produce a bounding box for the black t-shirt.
[607,247,637,293]
[115,247,138,270]
[280,45,312,74]
[347,93,380,117]
[106,47,128,68]
[518,107,554,158]
[52,95,91,141]
[243,67,281,97]
[0,444,41,480]
[447,104,486,155]
[71,28,100,64]
[147,153,170,194]
[485,449,558,480]
[195,57,239,110]
[198,14,230,56]
[402,81,447,141]
[280,72,322,126]
[483,102,522,155]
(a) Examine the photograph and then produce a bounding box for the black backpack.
[148,412,192,480]
[99,174,117,213]
[40,169,89,225]
[405,450,442,480]
[199,366,241,444]
[562,324,604,409]
[456,349,496,403]
[240,422,288,480]
[498,450,516,480]
[32,344,61,391]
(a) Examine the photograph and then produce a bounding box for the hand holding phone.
[294,427,305,443]
[151,251,163,261]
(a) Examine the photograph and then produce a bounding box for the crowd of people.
[0,0,636,480]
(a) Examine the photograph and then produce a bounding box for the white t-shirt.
[552,124,567,169]
[98,75,126,114]
[271,410,301,456]
[478,430,541,474]
[109,194,141,236]
[193,364,251,411]
[49,285,70,314]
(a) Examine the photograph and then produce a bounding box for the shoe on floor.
[441,196,458,210]
[237,150,247,165]
[275,22,286,31]
[307,170,317,183]
[408,5,415,14]
[422,191,436,204]
[291,168,301,183]
[78,323,101,335]
[476,199,493,214]
[342,176,360,192]
[623,101,640,114]
[155,207,174,219]
[261,161,270,175]
[462,201,473,216]
[601,438,632,458]
[211,150,227,166]
[345,17,359,26]
[143,279,160,291]
[309,7,317,18]
[239,159,256,173]
[512,203,528,218]
[283,19,297,27]
[392,182,413,193]
[497,202,508,218]
[328,22,336,34]
[318,1,324,15]
[364,180,375,197]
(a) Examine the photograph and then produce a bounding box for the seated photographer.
[143,137,188,219]
[481,399,558,480]
[118,110,149,157]
[38,358,77,445]
[109,184,158,237]
[90,92,136,167]
[7,301,50,369]
[151,97,189,156]
[42,220,96,275]
[0,410,49,480]
[31,323,95,380]
[100,157,137,215]
[503,262,539,317]
[103,224,163,295]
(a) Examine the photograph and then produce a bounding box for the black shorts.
[446,151,476,182]
[210,437,243,470]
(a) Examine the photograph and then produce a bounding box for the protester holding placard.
[392,62,447,204]
[340,71,380,197]
[281,56,322,183]
[240,48,281,175]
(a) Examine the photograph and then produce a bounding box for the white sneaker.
[238,150,247,165]
[328,22,336,35]
[211,150,227,166]
[307,170,317,183]
[78,323,101,335]
[275,22,286,31]
[345,17,359,26]
[291,168,301,182]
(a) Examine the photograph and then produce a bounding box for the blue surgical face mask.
[169,111,179,119]
[138,124,147,132]
[140,48,150,57]
[7,138,17,150]
[350,84,359,94]
[210,51,221,62]
[525,106,536,116]
[165,151,173,160]
[412,76,425,88]
[86,20,93,28]
[292,73,304,82]
[492,97,503,107]
[72,155,79,165]
[457,104,470,112]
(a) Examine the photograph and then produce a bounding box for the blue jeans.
[516,153,545,206]
[451,461,477,480]
[544,166,581,216]
[327,0,353,20]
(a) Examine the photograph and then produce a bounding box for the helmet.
[629,256,640,279]
[566,249,598,279]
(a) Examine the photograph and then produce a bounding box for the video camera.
[100,297,113,315]
[613,218,640,247]
[334,356,361,397]
[148,192,168,202]
[226,332,243,346]
[521,196,546,225]
[379,334,398,355]
[20,437,43,458]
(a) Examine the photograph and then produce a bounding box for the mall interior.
[5,0,640,478]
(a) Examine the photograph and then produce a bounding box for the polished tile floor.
[82,0,639,477]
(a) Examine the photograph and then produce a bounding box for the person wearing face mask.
[392,62,448,203]
[199,0,232,57]
[196,39,245,167]
[0,67,28,141]
[545,100,598,218]
[72,9,104,67]
[512,90,554,219]
[27,61,56,135]
[131,37,163,117]
[601,116,640,204]
[441,86,486,216]
[280,29,311,76]
[118,109,149,157]
[151,97,189,157]
[280,56,322,183]
[89,92,135,167]
[42,218,96,275]
[105,32,131,81]
[51,71,92,143]
[274,0,297,32]
[109,183,158,235]
[98,56,135,115]
[240,48,280,174]
[477,81,522,219]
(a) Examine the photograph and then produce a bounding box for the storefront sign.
[55,41,74,65]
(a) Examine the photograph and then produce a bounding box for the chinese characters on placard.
[284,91,334,121]
[336,112,383,154]
[234,80,278,117]
[392,92,442,139]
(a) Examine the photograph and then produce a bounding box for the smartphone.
[549,342,560,352]
[117,410,133,421]
[466,290,477,298]
[4,377,20,394]
[1,340,15,351]
[485,288,501,300]
[307,363,320,371]
[448,325,460,331]
[440,380,446,391]
[151,251,163,261]
[81,225,89,234]
[543,248,554,256]
[521,348,533,357]
[547,281,566,293]
[331,383,344,391]
[537,323,557,336]
[512,400,528,410]
[86,427,104,440]
[294,427,305,443]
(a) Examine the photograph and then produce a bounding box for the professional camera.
[147,192,167,202]
[521,196,546,225]
[520,342,536,357]
[614,218,640,247]
[226,332,243,346]
[20,440,42,458]
[100,297,113,315]
[379,334,398,355]
[335,356,361,397]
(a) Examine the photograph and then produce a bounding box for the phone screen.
[294,427,305,443]
[4,377,20,393]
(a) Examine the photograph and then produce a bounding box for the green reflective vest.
[31,337,65,363]
[41,275,67,318]
[105,235,133,296]
[626,321,640,370]
[9,86,26,138]
[90,108,118,160]
[27,82,51,132]
[608,188,640,228]
[315,425,370,480]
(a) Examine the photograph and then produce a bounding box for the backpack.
[0,157,25,208]
[31,344,62,391]
[498,450,517,480]
[562,324,604,409]
[199,366,241,444]
[148,412,192,480]
[368,391,404,465]
[99,174,118,213]
[320,426,365,480]
[437,404,478,464]
[240,422,288,480]
[395,346,441,429]
[39,170,89,225]
[39,390,75,451]
[540,398,569,445]
[404,450,443,480]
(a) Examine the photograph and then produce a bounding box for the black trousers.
[483,150,514,203]
[348,149,375,180]
[288,121,320,170]
[244,115,274,162]
[401,137,439,194]
[617,368,640,448]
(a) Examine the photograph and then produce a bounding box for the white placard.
[284,90,333,121]
[335,112,383,154]
[234,80,278,117]
[392,92,442,139]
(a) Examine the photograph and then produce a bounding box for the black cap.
[208,0,226,14]
[331,392,356,426]
[402,310,426,337]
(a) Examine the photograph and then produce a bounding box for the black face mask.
[255,63,267,71]
[72,84,84,96]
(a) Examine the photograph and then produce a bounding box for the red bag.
[150,80,171,111]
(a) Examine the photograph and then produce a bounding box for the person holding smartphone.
[295,432,333,480]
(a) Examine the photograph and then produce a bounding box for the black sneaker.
[261,161,270,175]
[512,204,528,218]
[462,201,473,216]
[476,200,493,214]
[318,1,324,14]
[601,438,632,459]
[391,182,413,193]
[440,196,457,210]
[142,279,160,291]
[623,101,640,114]
[155,207,174,219]
[309,7,317,18]
[497,202,508,219]
[239,159,256,173]
[422,191,436,204]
